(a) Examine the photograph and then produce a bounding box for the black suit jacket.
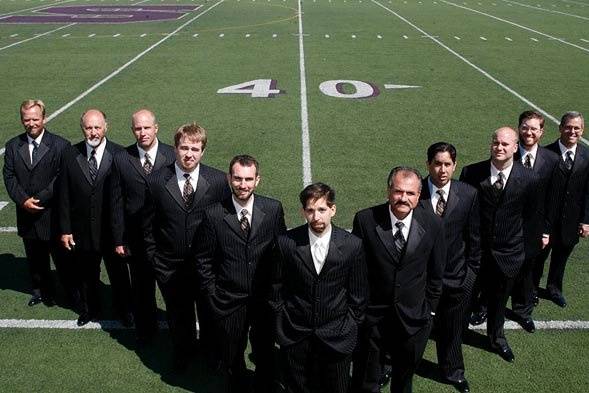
[193,195,286,318]
[143,162,230,283]
[545,140,589,247]
[270,224,368,355]
[352,203,446,335]
[515,146,559,258]
[459,160,538,278]
[3,130,70,240]
[419,179,481,288]
[58,140,123,252]
[110,142,175,248]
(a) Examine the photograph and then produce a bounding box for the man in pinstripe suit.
[420,142,480,393]
[270,183,368,393]
[460,127,539,363]
[193,155,286,393]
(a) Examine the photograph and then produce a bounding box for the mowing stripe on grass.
[0,23,77,52]
[1,318,588,330]
[440,0,589,54]
[0,0,76,19]
[297,0,313,187]
[45,0,225,123]
[502,0,589,20]
[371,0,589,146]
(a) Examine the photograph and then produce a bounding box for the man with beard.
[351,167,446,393]
[271,182,367,393]
[3,100,70,308]
[110,109,175,344]
[59,109,132,326]
[143,122,230,370]
[193,155,286,392]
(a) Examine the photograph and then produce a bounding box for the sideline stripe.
[0,23,77,52]
[297,0,313,187]
[370,0,589,146]
[0,227,17,232]
[0,318,587,330]
[0,0,77,19]
[440,0,589,54]
[46,0,225,123]
[502,0,589,21]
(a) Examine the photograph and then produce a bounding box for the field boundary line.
[46,0,225,123]
[1,318,588,330]
[502,0,589,21]
[297,0,312,187]
[0,23,77,52]
[370,0,589,145]
[439,0,589,54]
[0,0,77,19]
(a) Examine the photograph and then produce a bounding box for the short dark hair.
[559,111,584,128]
[387,166,422,189]
[299,182,335,208]
[229,154,259,176]
[518,110,545,129]
[427,142,457,163]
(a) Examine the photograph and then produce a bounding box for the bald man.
[59,109,132,327]
[460,127,540,362]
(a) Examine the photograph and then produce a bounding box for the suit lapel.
[294,226,316,275]
[75,144,93,185]
[320,228,344,276]
[127,145,148,180]
[375,205,399,263]
[534,148,546,171]
[222,200,247,241]
[404,211,425,260]
[165,171,187,210]
[188,167,211,211]
[444,181,460,217]
[31,133,50,169]
[249,197,266,241]
[571,145,588,176]
[17,139,32,170]
[95,143,113,184]
[153,145,168,172]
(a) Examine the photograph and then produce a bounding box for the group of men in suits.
[3,100,588,393]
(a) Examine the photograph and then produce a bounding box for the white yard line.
[0,23,77,52]
[370,0,589,146]
[439,0,589,54]
[297,0,313,187]
[502,0,589,21]
[0,0,77,19]
[0,147,5,156]
[0,318,587,330]
[46,0,225,122]
[558,0,589,6]
[0,227,17,232]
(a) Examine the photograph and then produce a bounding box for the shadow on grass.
[0,253,30,296]
[462,329,495,353]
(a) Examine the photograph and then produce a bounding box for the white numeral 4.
[217,79,281,98]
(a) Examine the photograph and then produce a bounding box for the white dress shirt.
[27,130,45,163]
[232,194,255,227]
[175,162,199,194]
[389,208,413,239]
[518,144,538,168]
[490,161,513,185]
[309,225,332,275]
[137,140,159,167]
[86,138,107,168]
[558,140,577,162]
[428,178,451,213]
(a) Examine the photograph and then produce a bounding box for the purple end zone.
[0,5,201,24]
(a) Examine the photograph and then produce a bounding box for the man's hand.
[579,224,589,238]
[115,245,127,257]
[61,234,75,251]
[22,197,44,213]
[541,235,550,249]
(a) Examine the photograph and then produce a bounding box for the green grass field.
[1,0,588,391]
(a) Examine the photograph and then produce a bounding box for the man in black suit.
[110,109,175,344]
[271,182,367,393]
[511,111,559,332]
[535,111,589,308]
[59,109,132,327]
[193,155,286,392]
[420,142,480,393]
[460,127,538,362]
[351,167,446,393]
[142,122,230,370]
[3,99,70,307]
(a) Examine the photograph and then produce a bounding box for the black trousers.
[434,269,475,383]
[157,270,197,361]
[215,301,276,393]
[282,337,351,393]
[125,245,158,338]
[484,263,517,349]
[352,315,432,393]
[511,256,537,319]
[22,238,56,299]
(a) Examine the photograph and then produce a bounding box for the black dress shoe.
[42,297,56,307]
[519,318,536,333]
[497,345,515,362]
[550,293,567,308]
[453,379,470,393]
[77,314,94,327]
[469,311,487,326]
[119,313,134,328]
[28,295,43,307]
[378,364,392,388]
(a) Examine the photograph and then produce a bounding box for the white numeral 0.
[318,80,379,99]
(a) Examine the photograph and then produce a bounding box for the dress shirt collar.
[518,144,538,166]
[232,194,255,225]
[175,162,199,191]
[389,207,413,239]
[137,139,159,165]
[85,138,107,168]
[558,140,577,160]
[309,224,332,274]
[427,177,451,212]
[26,129,45,145]
[490,161,513,183]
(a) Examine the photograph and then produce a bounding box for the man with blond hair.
[3,100,70,308]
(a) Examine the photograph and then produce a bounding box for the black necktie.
[182,174,194,207]
[240,209,250,236]
[393,221,406,255]
[435,189,446,217]
[494,172,504,191]
[88,149,98,183]
[524,154,532,169]
[564,151,574,171]
[143,153,153,174]
[31,141,39,165]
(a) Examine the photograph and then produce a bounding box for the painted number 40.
[217,79,420,99]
